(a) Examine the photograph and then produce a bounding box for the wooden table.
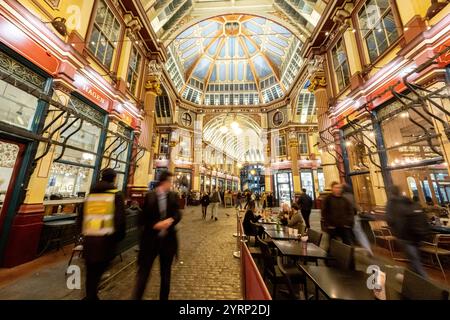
[258,219,279,225]
[273,240,329,260]
[265,228,300,240]
[263,224,287,231]
[299,265,376,300]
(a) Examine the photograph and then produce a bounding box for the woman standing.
[200,192,210,220]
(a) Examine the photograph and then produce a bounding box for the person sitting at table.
[243,200,262,239]
[278,202,291,220]
[281,203,305,234]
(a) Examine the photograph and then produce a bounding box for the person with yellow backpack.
[78,168,126,300]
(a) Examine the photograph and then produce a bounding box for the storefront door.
[275,172,293,205]
[300,170,315,200]
[0,140,25,234]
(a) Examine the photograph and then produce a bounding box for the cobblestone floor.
[100,206,242,300]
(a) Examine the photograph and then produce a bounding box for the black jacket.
[298,193,313,211]
[79,181,126,264]
[137,190,182,264]
[243,209,261,236]
[386,196,430,243]
[201,194,210,207]
[321,194,354,228]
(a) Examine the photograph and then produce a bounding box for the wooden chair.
[420,234,450,282]
[401,268,449,300]
[307,229,323,247]
[327,239,354,270]
[369,220,396,258]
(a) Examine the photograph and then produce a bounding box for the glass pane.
[46,163,94,198]
[59,120,101,153]
[55,146,97,167]
[89,27,100,52]
[366,33,378,62]
[0,80,38,130]
[301,171,315,200]
[95,1,106,25]
[383,13,398,44]
[0,141,20,217]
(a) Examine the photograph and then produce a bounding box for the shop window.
[0,51,46,130]
[46,97,105,198]
[46,163,94,198]
[127,46,142,95]
[0,141,20,215]
[317,168,325,193]
[102,124,132,190]
[88,0,121,69]
[298,133,309,155]
[380,107,441,166]
[331,38,350,91]
[358,0,399,62]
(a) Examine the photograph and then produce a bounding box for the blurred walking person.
[342,184,373,256]
[321,182,354,246]
[235,191,243,210]
[297,188,313,229]
[133,171,182,300]
[210,187,221,221]
[386,186,430,278]
[79,168,126,300]
[200,192,210,220]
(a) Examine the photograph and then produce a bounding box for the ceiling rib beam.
[237,36,264,104]
[241,31,288,93]
[201,36,227,104]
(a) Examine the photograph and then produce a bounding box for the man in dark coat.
[297,188,313,229]
[79,168,126,300]
[133,171,182,300]
[386,185,430,278]
[321,182,354,246]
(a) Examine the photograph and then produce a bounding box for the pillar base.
[2,204,44,267]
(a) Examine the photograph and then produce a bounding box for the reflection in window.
[127,46,142,95]
[298,133,309,155]
[358,0,399,62]
[0,80,39,130]
[46,163,94,198]
[332,38,350,91]
[380,108,441,166]
[275,135,287,156]
[159,134,170,155]
[179,135,191,158]
[88,0,121,69]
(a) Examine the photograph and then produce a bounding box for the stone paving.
[100,206,242,300]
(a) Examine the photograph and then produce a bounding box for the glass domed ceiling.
[166,15,304,106]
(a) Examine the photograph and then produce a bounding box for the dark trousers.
[202,206,208,219]
[85,260,110,300]
[328,227,354,246]
[301,209,311,229]
[133,248,175,300]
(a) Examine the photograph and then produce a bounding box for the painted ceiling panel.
[168,14,302,101]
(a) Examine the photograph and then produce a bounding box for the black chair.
[257,236,285,299]
[327,239,354,270]
[401,269,449,300]
[248,220,263,246]
[276,256,307,299]
[308,229,323,247]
